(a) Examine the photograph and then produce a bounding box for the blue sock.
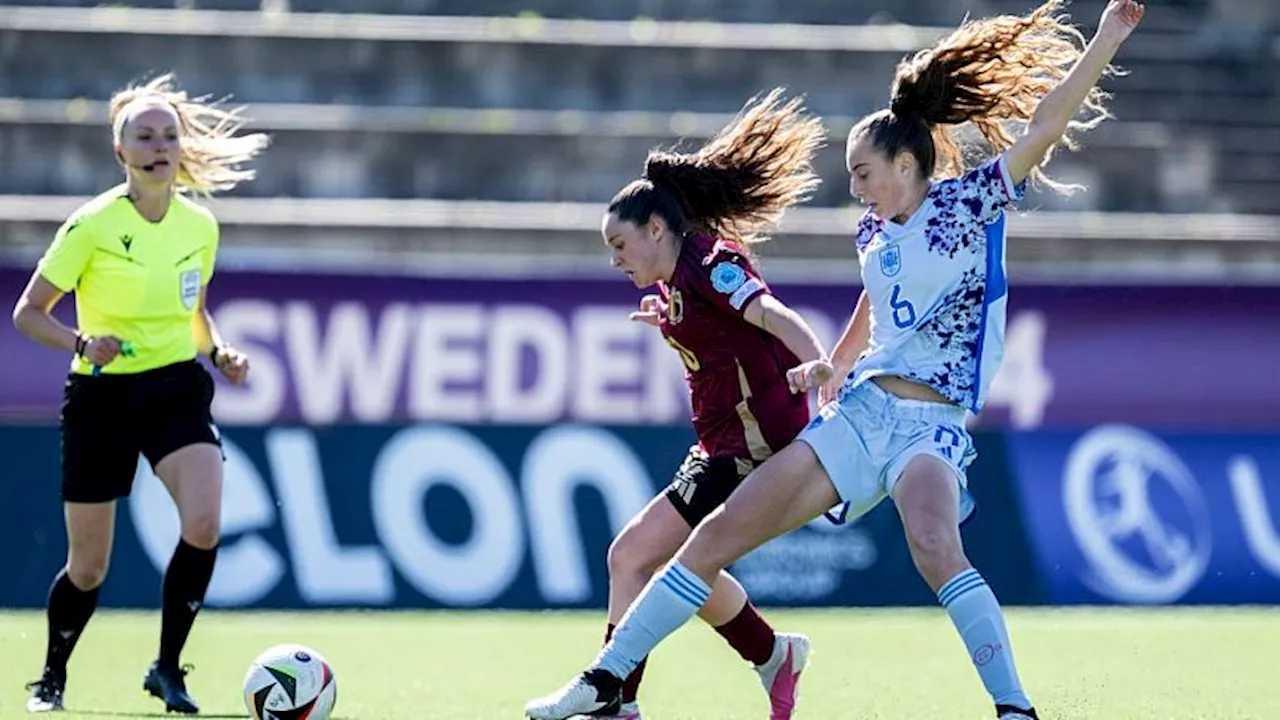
[938,569,1032,711]
[593,562,711,680]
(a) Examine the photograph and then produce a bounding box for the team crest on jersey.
[667,289,685,324]
[179,269,201,310]
[710,261,747,294]
[880,244,902,277]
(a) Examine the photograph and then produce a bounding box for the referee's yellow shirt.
[37,186,219,375]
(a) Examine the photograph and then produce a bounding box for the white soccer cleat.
[753,633,811,720]
[525,669,623,720]
[571,701,641,720]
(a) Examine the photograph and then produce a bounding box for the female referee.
[12,73,267,714]
[526,1,1145,719]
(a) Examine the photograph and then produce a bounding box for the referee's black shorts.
[59,359,221,503]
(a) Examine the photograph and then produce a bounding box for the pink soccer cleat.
[753,633,811,720]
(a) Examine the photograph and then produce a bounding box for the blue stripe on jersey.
[984,215,1009,302]
[970,213,1009,414]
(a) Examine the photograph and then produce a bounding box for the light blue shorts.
[796,379,977,525]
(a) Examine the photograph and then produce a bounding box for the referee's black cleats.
[24,673,64,713]
[143,662,199,714]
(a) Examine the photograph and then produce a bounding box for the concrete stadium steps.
[1222,152,1280,185]
[2,197,1278,279]
[1,24,1274,121]
[0,1,1016,26]
[0,28,921,112]
[283,0,968,24]
[0,0,1212,32]
[1217,186,1280,216]
[0,0,260,8]
[0,108,1202,211]
[1116,91,1280,128]
[0,6,1274,215]
[983,0,1210,32]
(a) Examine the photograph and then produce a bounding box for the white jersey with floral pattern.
[846,154,1026,414]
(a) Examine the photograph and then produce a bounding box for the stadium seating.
[0,1,1275,268]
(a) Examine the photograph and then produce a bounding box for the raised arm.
[1005,0,1144,184]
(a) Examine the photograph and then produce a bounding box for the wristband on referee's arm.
[210,345,224,366]
[74,333,88,358]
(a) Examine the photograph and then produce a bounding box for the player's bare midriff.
[872,375,955,406]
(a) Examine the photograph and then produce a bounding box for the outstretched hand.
[629,294,665,327]
[786,359,835,395]
[1098,0,1144,43]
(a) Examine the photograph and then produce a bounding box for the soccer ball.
[242,643,338,720]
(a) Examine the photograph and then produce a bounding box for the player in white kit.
[525,1,1144,718]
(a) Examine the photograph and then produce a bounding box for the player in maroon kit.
[592,89,830,720]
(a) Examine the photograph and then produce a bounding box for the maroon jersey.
[657,233,810,461]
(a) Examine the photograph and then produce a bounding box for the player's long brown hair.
[854,0,1115,192]
[608,88,824,248]
[110,73,270,195]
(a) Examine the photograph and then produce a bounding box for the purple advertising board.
[1005,427,1280,605]
[1,264,1277,430]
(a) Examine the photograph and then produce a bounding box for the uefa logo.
[1062,425,1212,604]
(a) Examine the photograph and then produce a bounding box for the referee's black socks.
[158,539,218,672]
[44,569,101,679]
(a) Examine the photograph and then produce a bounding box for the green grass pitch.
[1,607,1276,719]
